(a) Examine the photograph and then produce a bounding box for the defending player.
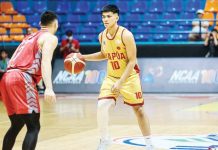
[0,11,58,150]
[83,5,154,150]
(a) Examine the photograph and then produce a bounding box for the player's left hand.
[111,80,122,94]
[44,89,56,104]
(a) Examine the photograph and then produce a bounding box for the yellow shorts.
[98,73,144,106]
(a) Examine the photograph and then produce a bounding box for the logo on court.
[113,134,218,149]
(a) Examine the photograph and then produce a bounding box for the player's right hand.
[44,89,56,104]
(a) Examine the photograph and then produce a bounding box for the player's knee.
[28,123,40,134]
[134,107,145,118]
[97,99,115,111]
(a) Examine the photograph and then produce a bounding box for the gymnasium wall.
[52,58,218,93]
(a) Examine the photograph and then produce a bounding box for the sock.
[144,136,152,147]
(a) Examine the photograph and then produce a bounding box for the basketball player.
[83,5,153,150]
[0,11,58,150]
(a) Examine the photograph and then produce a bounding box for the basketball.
[64,53,86,74]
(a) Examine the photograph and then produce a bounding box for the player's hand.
[44,89,56,104]
[111,80,122,94]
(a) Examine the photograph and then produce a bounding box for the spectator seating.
[15,1,33,15]
[0,1,17,15]
[1,0,217,43]
[202,12,215,26]
[186,0,201,13]
[204,0,218,12]
[0,35,11,42]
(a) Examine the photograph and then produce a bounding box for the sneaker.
[96,139,111,150]
[145,145,154,150]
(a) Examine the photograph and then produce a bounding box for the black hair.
[40,11,57,26]
[101,4,119,15]
[1,50,7,53]
[66,30,73,36]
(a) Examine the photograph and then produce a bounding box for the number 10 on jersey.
[110,61,120,70]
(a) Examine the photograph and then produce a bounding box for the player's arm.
[40,33,58,103]
[204,33,209,46]
[60,41,66,52]
[212,32,218,45]
[83,33,106,61]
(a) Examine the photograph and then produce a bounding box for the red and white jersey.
[8,30,47,83]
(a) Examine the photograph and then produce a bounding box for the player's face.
[1,52,7,59]
[197,13,203,19]
[102,12,119,29]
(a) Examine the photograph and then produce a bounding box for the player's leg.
[97,99,115,150]
[2,115,25,150]
[3,71,40,150]
[97,77,117,150]
[1,72,25,150]
[97,99,115,140]
[132,105,151,136]
[21,112,40,150]
[132,105,153,149]
[120,74,153,150]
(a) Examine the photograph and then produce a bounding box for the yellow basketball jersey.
[101,26,139,78]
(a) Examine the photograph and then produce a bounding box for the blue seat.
[87,14,101,22]
[155,26,171,32]
[167,0,182,13]
[179,21,192,27]
[84,22,102,28]
[180,12,195,19]
[33,1,47,14]
[171,34,188,41]
[135,34,150,42]
[149,0,165,13]
[132,26,154,34]
[131,1,147,14]
[185,0,201,13]
[162,13,177,19]
[142,13,159,27]
[26,15,40,27]
[87,14,102,27]
[161,13,177,26]
[93,1,109,14]
[55,1,71,14]
[153,34,169,41]
[66,14,83,23]
[78,34,96,42]
[73,1,90,14]
[80,27,97,34]
[61,22,77,31]
[96,26,105,33]
[174,25,192,31]
[116,1,129,14]
[56,14,66,24]
[125,14,141,22]
[179,12,195,26]
[15,1,33,15]
[62,27,80,35]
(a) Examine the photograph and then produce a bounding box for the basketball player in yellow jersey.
[83,5,153,150]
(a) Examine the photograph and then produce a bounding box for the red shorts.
[0,70,40,116]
